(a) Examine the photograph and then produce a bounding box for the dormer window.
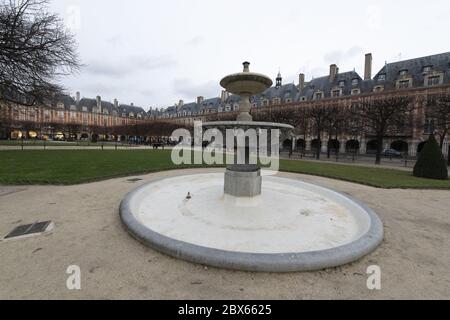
[397,79,411,89]
[427,75,442,86]
[331,89,341,97]
[378,74,386,81]
[374,85,384,92]
[351,79,359,86]
[338,81,345,87]
[423,66,432,73]
[300,96,307,101]
[399,69,408,76]
[351,88,361,95]
[314,92,323,100]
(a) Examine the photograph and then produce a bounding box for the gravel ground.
[0,168,449,300]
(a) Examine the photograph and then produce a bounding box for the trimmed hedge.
[414,135,448,180]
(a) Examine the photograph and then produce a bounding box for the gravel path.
[0,169,449,300]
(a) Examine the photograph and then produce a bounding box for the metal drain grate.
[127,178,143,182]
[4,221,52,239]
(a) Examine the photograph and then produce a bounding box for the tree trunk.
[448,146,450,167]
[376,136,383,165]
[327,139,331,159]
[316,138,321,160]
[439,134,445,150]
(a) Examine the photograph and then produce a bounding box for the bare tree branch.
[0,0,81,106]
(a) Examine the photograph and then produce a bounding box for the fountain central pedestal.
[224,165,262,197]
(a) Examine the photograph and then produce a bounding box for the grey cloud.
[324,46,363,64]
[173,79,220,101]
[105,35,123,48]
[86,55,177,77]
[185,36,205,47]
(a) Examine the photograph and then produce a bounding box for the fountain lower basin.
[120,172,384,272]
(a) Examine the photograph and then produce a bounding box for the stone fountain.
[203,61,294,198]
[120,62,384,272]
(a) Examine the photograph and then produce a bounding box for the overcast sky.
[50,0,450,110]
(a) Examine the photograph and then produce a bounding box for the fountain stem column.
[237,93,253,122]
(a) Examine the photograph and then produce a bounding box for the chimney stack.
[364,53,373,80]
[220,90,229,103]
[96,96,102,113]
[298,73,305,91]
[130,102,134,107]
[114,99,118,108]
[76,91,80,104]
[329,64,338,82]
[197,96,204,105]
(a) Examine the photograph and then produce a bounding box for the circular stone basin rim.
[120,172,384,273]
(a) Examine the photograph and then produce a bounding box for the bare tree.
[351,96,414,164]
[306,105,334,159]
[0,0,80,106]
[292,107,310,144]
[325,104,348,158]
[426,94,450,149]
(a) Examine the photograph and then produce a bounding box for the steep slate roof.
[118,104,145,115]
[255,83,300,104]
[301,71,364,99]
[200,97,222,111]
[177,102,199,114]
[54,51,450,118]
[373,52,450,90]
[53,94,76,108]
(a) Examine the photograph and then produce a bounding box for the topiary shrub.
[414,135,448,180]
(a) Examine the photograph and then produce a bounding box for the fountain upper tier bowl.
[220,72,273,95]
[220,61,273,95]
[202,121,294,131]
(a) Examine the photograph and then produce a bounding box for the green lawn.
[0,150,449,189]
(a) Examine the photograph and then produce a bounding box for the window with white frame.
[373,85,384,92]
[397,79,411,89]
[423,66,432,73]
[331,89,341,97]
[427,76,441,86]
